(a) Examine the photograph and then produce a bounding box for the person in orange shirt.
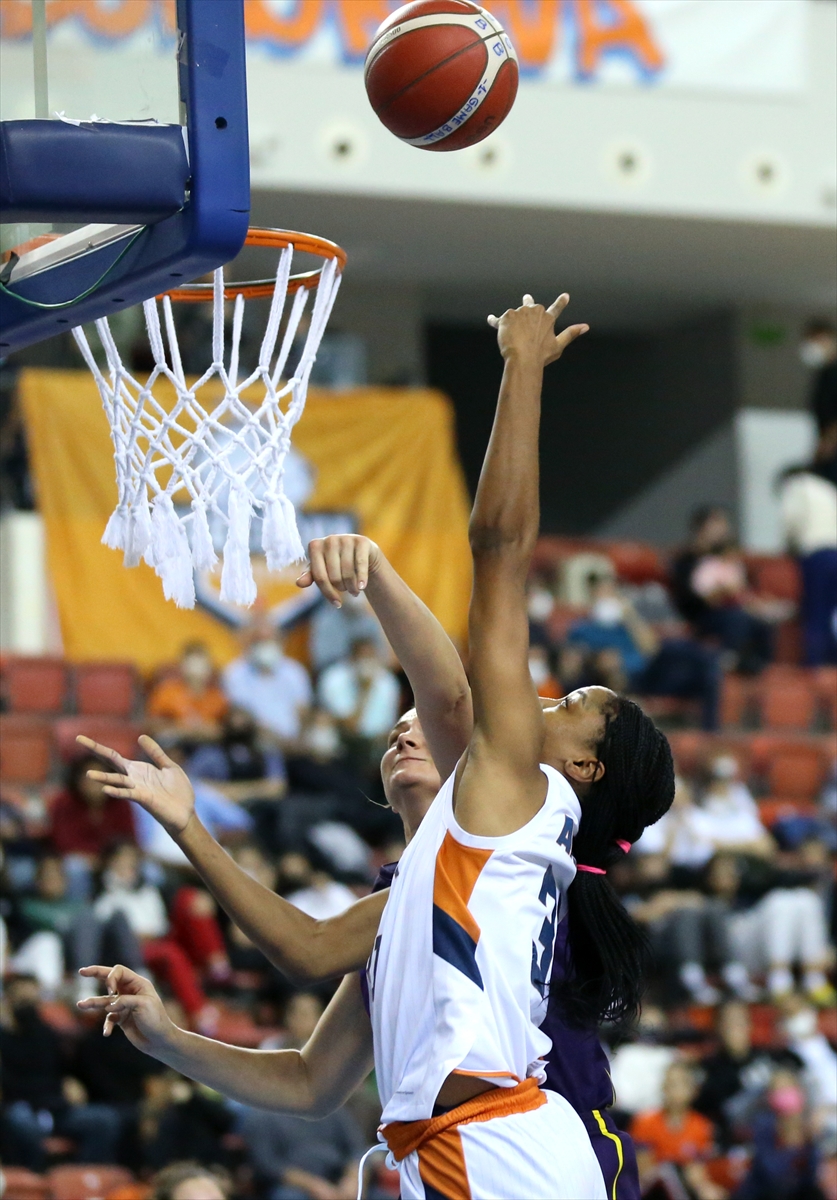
[147,642,228,743]
[631,1059,726,1200]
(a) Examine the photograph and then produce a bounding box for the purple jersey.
[362,864,639,1200]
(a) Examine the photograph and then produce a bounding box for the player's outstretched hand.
[487,293,588,367]
[76,733,195,836]
[77,964,176,1054]
[296,534,383,608]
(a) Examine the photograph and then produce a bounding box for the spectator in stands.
[695,752,775,859]
[736,1066,822,1200]
[528,643,561,698]
[671,506,773,674]
[150,1161,232,1200]
[140,1072,233,1172]
[16,853,144,997]
[286,864,358,921]
[780,996,837,1145]
[779,422,837,666]
[799,318,837,437]
[49,753,136,898]
[237,990,364,1200]
[94,843,224,1031]
[695,1002,803,1150]
[0,974,122,1170]
[566,575,722,729]
[147,642,229,744]
[309,587,390,673]
[223,620,312,745]
[708,851,834,1006]
[630,1060,721,1200]
[526,571,557,644]
[607,1005,677,1120]
[317,634,400,769]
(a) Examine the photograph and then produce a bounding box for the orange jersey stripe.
[433,832,492,946]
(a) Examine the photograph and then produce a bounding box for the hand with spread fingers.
[487,293,589,367]
[296,534,383,608]
[76,733,195,836]
[76,964,175,1053]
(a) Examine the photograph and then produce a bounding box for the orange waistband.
[381,1076,547,1162]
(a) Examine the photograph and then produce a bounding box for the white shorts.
[397,1089,608,1200]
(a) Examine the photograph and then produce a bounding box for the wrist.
[501,350,544,374]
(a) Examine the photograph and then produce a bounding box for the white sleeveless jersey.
[368,763,580,1124]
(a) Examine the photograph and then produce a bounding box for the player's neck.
[394,784,436,844]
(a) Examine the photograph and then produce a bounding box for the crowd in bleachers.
[1,518,835,1200]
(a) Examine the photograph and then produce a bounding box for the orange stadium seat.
[758,676,816,731]
[53,717,142,763]
[3,656,68,714]
[600,540,668,584]
[0,715,53,784]
[759,797,819,829]
[74,662,138,717]
[47,1166,134,1200]
[665,730,708,777]
[0,1168,50,1200]
[813,666,837,729]
[767,746,827,800]
[720,674,755,727]
[745,554,801,603]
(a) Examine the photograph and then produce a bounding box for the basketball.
[364,1,519,152]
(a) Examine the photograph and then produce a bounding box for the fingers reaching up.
[297,535,378,607]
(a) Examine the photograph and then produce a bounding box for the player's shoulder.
[540,762,581,825]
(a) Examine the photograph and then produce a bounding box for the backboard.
[0,0,250,355]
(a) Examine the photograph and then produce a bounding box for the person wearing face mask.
[692,754,775,859]
[781,996,837,1141]
[222,621,313,746]
[148,643,229,745]
[528,642,561,698]
[567,575,722,730]
[799,319,837,439]
[736,1067,821,1200]
[317,635,401,772]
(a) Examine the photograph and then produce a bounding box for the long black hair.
[557,696,675,1028]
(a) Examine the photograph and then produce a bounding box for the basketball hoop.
[73,227,346,609]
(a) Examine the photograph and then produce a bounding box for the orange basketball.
[364,1,519,152]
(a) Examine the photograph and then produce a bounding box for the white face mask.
[711,755,738,781]
[784,1008,818,1040]
[529,656,551,686]
[591,597,624,626]
[305,722,342,757]
[182,654,212,688]
[528,587,554,623]
[799,340,830,369]
[249,640,281,671]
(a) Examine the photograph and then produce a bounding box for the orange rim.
[161,227,347,302]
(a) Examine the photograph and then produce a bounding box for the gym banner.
[20,370,472,672]
[0,0,806,95]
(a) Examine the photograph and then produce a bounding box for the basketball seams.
[401,37,514,148]
[364,11,502,79]
[368,33,491,120]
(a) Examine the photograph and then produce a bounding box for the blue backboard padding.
[0,0,250,356]
[1,121,190,224]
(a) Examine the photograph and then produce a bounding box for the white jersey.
[369,764,580,1124]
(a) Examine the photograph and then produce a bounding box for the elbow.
[468,523,535,560]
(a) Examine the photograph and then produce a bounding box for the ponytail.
[556,697,674,1027]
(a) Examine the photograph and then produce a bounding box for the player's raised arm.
[76,734,385,982]
[298,535,472,778]
[454,295,588,836]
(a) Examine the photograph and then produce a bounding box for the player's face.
[540,686,618,781]
[381,709,442,810]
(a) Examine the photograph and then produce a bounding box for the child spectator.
[48,754,136,898]
[631,1060,719,1199]
[147,642,229,744]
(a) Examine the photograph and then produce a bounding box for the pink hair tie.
[615,840,632,854]
[576,864,606,875]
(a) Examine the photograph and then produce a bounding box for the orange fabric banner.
[20,370,472,673]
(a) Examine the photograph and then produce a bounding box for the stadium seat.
[47,1166,134,1200]
[759,797,819,830]
[53,717,142,762]
[3,656,68,714]
[720,674,754,727]
[665,730,708,777]
[600,540,668,584]
[767,746,827,800]
[74,662,138,717]
[0,715,53,784]
[0,1168,50,1200]
[758,677,816,731]
[745,554,801,603]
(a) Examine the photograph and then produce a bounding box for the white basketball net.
[72,246,342,608]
